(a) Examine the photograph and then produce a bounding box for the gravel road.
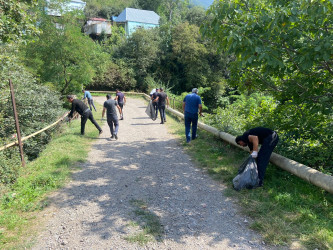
[31,96,270,249]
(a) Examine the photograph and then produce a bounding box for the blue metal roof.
[114,8,160,25]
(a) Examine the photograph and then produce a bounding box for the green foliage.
[158,0,190,25]
[88,61,136,91]
[115,28,162,91]
[23,12,109,95]
[0,45,64,183]
[136,0,162,12]
[84,0,137,19]
[0,0,39,43]
[0,149,21,184]
[203,92,332,173]
[184,5,207,26]
[202,0,333,173]
[203,92,276,135]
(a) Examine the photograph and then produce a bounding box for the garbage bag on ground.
[145,100,157,121]
[233,156,259,191]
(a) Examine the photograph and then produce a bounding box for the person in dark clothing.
[151,88,159,119]
[115,89,126,120]
[67,95,102,135]
[102,94,122,140]
[183,88,202,143]
[154,87,169,124]
[235,127,279,186]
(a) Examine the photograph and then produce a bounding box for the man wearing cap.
[151,88,159,119]
[82,89,97,112]
[102,94,122,140]
[154,88,169,124]
[235,127,279,187]
[67,95,102,136]
[183,88,202,143]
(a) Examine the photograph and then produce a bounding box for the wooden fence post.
[9,79,25,167]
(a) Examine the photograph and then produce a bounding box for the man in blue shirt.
[82,89,97,112]
[183,88,202,143]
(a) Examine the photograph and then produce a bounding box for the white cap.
[192,88,198,93]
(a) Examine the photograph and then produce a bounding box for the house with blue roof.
[112,8,160,36]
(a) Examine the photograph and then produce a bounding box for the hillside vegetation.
[0,0,332,248]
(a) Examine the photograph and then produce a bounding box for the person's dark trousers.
[153,102,158,118]
[184,112,198,142]
[88,98,97,112]
[159,105,166,123]
[118,103,124,119]
[107,115,119,136]
[257,132,279,185]
[81,110,102,135]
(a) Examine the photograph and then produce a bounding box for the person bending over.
[67,95,102,136]
[235,127,279,187]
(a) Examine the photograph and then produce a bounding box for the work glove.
[251,151,258,158]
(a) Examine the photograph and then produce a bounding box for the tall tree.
[116,28,162,90]
[0,0,39,43]
[136,0,162,12]
[202,0,333,168]
[24,13,108,95]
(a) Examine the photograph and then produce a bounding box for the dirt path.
[31,96,269,249]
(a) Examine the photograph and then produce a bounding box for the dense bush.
[88,61,136,91]
[203,93,332,175]
[0,46,64,184]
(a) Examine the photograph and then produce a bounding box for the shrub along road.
[31,97,273,249]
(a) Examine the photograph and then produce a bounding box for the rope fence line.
[0,112,69,152]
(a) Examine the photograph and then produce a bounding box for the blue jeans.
[184,112,198,142]
[88,98,96,111]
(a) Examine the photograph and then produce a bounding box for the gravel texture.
[31,96,271,249]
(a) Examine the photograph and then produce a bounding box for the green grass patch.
[125,199,164,245]
[0,103,105,249]
[164,111,333,250]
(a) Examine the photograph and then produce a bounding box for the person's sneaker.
[120,117,124,120]
[111,134,115,139]
[160,122,164,124]
[114,134,118,140]
[164,120,166,122]
[99,130,103,135]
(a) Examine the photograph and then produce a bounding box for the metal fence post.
[9,79,25,167]
[173,98,175,109]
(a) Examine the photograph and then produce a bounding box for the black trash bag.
[145,100,157,121]
[233,156,259,191]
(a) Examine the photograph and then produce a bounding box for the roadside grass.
[164,112,333,250]
[125,199,164,245]
[0,104,104,249]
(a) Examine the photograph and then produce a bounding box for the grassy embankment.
[164,108,333,250]
[0,103,104,249]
